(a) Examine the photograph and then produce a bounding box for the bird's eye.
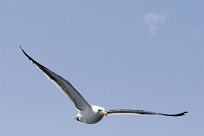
[98,109,102,112]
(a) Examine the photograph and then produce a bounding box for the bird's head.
[92,105,108,116]
[98,109,108,116]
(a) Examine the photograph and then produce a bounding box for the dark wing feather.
[107,109,188,117]
[21,47,91,111]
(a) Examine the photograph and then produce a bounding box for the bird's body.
[78,105,105,124]
[21,47,187,124]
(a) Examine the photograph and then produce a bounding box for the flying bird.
[20,47,187,124]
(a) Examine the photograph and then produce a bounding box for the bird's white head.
[91,105,108,116]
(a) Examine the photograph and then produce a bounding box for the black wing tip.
[182,111,188,115]
[20,46,24,54]
[20,46,35,62]
[20,46,25,54]
[162,111,188,117]
[176,111,188,116]
[20,46,28,57]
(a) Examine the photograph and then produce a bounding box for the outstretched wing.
[21,47,91,111]
[106,109,188,117]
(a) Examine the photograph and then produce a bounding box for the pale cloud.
[144,12,166,24]
[144,12,167,37]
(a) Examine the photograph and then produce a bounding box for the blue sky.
[0,0,203,135]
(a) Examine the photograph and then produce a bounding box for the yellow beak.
[100,111,108,116]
